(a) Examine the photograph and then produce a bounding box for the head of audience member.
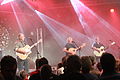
[57,63,63,69]
[61,56,67,67]
[81,56,92,74]
[40,64,52,80]
[96,62,102,72]
[65,55,81,73]
[57,63,64,75]
[100,52,116,73]
[20,70,28,80]
[0,72,4,80]
[35,57,48,69]
[115,59,120,73]
[1,55,17,80]
[89,56,96,66]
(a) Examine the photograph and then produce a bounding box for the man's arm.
[15,48,26,54]
[92,47,98,51]
[15,42,26,54]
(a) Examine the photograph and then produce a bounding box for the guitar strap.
[21,41,26,47]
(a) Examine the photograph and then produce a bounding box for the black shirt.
[65,43,76,55]
[65,43,76,50]
[92,42,104,48]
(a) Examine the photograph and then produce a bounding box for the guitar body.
[16,45,31,60]
[68,48,77,55]
[93,46,105,57]
[93,42,115,57]
[16,39,42,60]
[16,52,31,60]
[68,43,86,55]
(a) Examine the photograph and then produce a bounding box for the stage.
[0,0,120,66]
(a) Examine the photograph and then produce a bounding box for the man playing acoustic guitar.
[15,33,42,73]
[92,37,115,63]
[92,37,105,62]
[15,33,29,73]
[63,37,86,56]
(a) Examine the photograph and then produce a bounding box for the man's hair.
[40,64,52,80]
[100,52,116,72]
[1,55,17,70]
[18,33,24,40]
[65,55,81,72]
[1,55,17,80]
[35,57,48,69]
[81,56,92,73]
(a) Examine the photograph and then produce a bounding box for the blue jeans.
[17,57,29,73]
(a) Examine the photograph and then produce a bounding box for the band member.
[15,33,29,73]
[63,37,77,56]
[92,37,105,62]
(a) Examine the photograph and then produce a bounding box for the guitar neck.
[30,39,41,49]
[30,43,38,49]
[76,47,81,50]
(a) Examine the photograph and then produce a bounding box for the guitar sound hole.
[101,49,103,51]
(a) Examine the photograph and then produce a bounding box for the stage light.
[110,9,115,13]
[1,0,14,5]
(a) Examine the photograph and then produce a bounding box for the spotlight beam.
[1,0,14,5]
[35,10,94,56]
[70,0,120,39]
[10,3,24,33]
[70,0,120,57]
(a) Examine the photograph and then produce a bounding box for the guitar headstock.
[111,42,115,45]
[34,39,42,46]
[37,39,42,43]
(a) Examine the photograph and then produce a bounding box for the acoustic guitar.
[16,39,42,60]
[68,43,86,55]
[93,42,115,57]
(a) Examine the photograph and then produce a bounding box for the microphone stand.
[73,41,81,56]
[29,38,41,59]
